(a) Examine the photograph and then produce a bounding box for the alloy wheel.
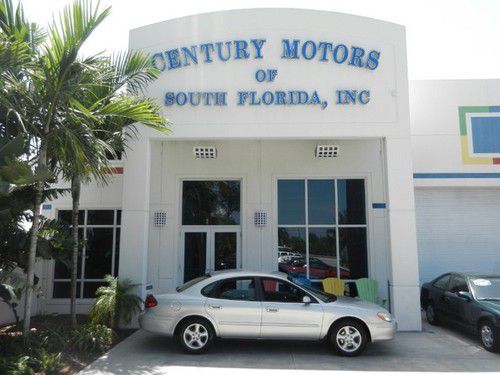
[336,325,362,353]
[481,324,494,348]
[183,323,209,350]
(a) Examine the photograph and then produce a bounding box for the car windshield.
[470,277,500,300]
[176,275,210,292]
[299,283,337,303]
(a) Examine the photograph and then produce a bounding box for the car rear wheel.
[329,319,368,357]
[479,321,499,353]
[426,304,440,325]
[178,318,214,354]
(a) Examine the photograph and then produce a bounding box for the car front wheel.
[178,318,214,354]
[480,321,499,353]
[330,319,368,356]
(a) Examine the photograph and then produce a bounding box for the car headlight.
[377,312,393,322]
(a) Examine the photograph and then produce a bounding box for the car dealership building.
[4,9,500,331]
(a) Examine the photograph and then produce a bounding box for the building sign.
[151,38,381,110]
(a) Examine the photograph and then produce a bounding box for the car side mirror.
[302,296,311,304]
[457,291,472,301]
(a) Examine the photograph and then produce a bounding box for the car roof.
[208,269,290,280]
[444,272,500,279]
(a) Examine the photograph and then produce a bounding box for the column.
[385,137,422,331]
[119,137,151,315]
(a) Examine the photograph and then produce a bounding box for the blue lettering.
[359,90,370,104]
[302,40,317,60]
[199,43,215,63]
[318,42,333,61]
[216,41,232,62]
[366,50,380,70]
[234,40,250,59]
[333,44,348,64]
[181,46,198,66]
[238,92,250,105]
[275,91,286,105]
[262,91,274,105]
[165,92,175,106]
[165,49,181,70]
[349,46,365,68]
[250,39,266,58]
[255,69,266,82]
[152,53,166,71]
[309,91,321,105]
[281,39,300,59]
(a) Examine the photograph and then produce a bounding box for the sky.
[21,0,500,80]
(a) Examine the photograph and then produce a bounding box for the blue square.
[471,116,500,154]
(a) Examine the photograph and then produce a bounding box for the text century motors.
[152,39,381,72]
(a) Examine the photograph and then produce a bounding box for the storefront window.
[182,180,240,225]
[277,179,367,283]
[53,209,121,299]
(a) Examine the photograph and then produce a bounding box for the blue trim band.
[414,173,500,179]
[372,203,386,209]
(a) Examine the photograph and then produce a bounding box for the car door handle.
[266,307,279,313]
[209,305,221,309]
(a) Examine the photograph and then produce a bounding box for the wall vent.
[254,211,268,227]
[193,146,217,159]
[315,145,339,158]
[153,211,167,227]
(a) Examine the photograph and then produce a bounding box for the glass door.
[182,228,240,282]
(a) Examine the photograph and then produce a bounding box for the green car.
[421,272,500,352]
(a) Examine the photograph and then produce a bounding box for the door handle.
[209,305,221,309]
[266,307,279,313]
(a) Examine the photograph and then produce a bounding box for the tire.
[426,304,440,325]
[177,318,215,354]
[329,319,368,357]
[479,321,500,353]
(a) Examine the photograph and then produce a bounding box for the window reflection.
[182,181,240,225]
[278,180,305,225]
[277,179,367,283]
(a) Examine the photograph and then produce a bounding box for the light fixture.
[153,211,167,227]
[254,211,268,227]
[315,145,339,158]
[193,146,217,159]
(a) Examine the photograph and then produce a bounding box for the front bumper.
[139,311,175,337]
[370,320,397,342]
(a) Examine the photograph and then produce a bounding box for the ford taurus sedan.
[421,272,500,352]
[139,271,396,356]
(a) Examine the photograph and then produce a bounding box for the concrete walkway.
[80,321,500,374]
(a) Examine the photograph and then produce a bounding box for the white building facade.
[4,10,500,331]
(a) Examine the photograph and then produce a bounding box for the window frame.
[257,277,319,304]
[52,208,121,300]
[276,177,368,282]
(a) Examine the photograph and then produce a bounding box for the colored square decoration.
[459,106,500,165]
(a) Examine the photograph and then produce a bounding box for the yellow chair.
[322,278,345,296]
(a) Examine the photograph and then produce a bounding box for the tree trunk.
[70,175,81,328]
[22,181,43,335]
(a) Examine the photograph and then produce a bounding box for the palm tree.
[58,52,169,327]
[1,0,112,334]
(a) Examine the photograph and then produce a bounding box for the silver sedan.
[139,271,396,356]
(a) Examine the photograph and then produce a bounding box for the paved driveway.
[80,321,500,374]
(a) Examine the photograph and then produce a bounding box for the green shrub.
[0,355,33,375]
[90,275,142,328]
[35,350,62,374]
[70,323,114,354]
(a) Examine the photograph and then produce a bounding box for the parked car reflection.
[279,256,350,279]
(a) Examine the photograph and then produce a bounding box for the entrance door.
[182,228,241,282]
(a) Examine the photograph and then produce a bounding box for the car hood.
[326,296,386,313]
[477,300,500,314]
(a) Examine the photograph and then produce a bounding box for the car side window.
[212,278,257,301]
[449,275,469,294]
[433,274,451,290]
[201,281,218,297]
[261,278,309,303]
